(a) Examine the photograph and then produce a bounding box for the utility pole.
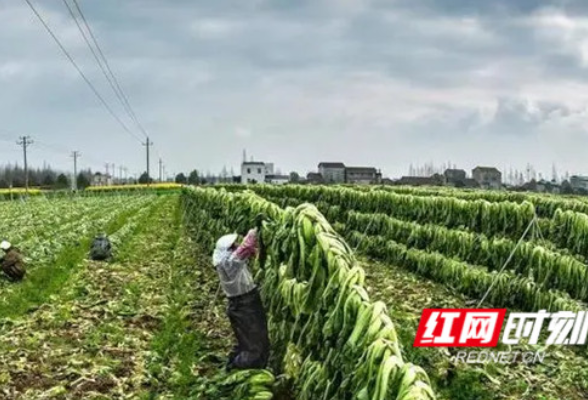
[71,151,80,191]
[17,136,33,193]
[159,158,163,182]
[143,137,153,184]
[105,163,110,176]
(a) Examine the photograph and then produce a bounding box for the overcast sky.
[2,0,588,179]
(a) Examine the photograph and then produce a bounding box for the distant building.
[92,172,112,186]
[241,161,265,184]
[265,174,289,185]
[518,179,561,194]
[381,178,395,185]
[345,167,381,185]
[570,175,588,191]
[472,167,502,190]
[264,163,275,175]
[462,178,480,188]
[443,169,467,186]
[306,172,325,184]
[318,162,346,183]
[397,176,443,187]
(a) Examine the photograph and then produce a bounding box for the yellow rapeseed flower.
[85,183,184,191]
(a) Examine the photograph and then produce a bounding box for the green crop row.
[347,231,582,312]
[181,187,436,400]
[234,185,588,261]
[364,185,588,219]
[344,211,588,301]
[240,185,536,240]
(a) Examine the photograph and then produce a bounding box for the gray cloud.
[1,0,588,178]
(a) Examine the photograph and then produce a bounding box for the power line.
[62,0,145,138]
[61,1,129,120]
[69,0,149,139]
[22,0,142,143]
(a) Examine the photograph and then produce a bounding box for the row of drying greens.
[181,187,436,400]
[348,231,581,312]
[241,185,588,261]
[218,186,587,311]
[344,212,588,303]
[252,192,583,312]
[363,185,588,219]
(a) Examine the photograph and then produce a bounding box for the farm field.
[1,186,588,399]
[0,194,238,399]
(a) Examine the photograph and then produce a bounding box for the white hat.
[212,234,238,266]
[216,234,238,250]
[0,241,11,251]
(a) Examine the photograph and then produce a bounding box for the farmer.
[0,240,26,281]
[212,215,270,370]
[89,234,112,261]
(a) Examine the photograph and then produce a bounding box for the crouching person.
[212,226,270,371]
[1,241,26,281]
[90,234,112,261]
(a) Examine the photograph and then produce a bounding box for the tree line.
[173,170,200,185]
[0,164,100,190]
[0,164,212,189]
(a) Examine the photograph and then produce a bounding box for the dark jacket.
[2,248,26,281]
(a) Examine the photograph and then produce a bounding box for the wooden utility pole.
[71,151,80,190]
[158,158,163,182]
[17,136,33,193]
[142,137,153,184]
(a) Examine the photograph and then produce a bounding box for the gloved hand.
[254,214,268,270]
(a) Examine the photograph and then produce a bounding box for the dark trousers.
[227,287,270,369]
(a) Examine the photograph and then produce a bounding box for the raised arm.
[233,229,258,261]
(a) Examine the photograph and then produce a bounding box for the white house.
[241,162,266,184]
[92,172,113,186]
